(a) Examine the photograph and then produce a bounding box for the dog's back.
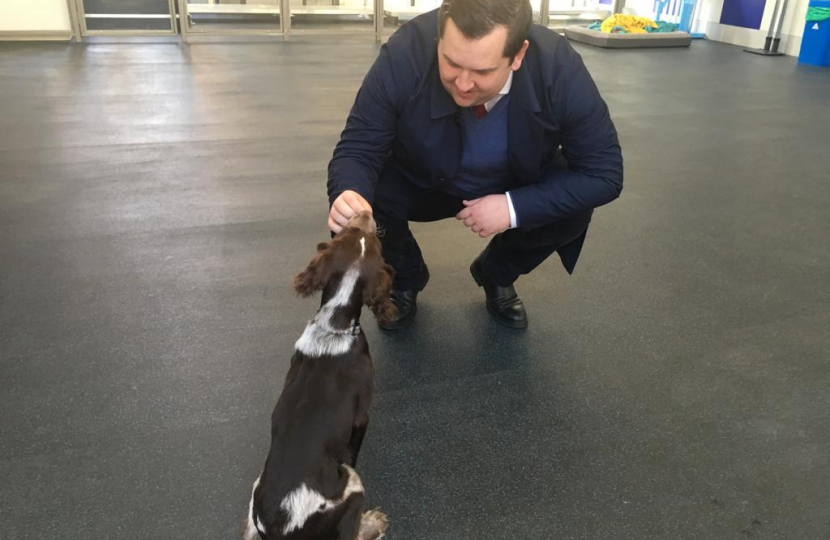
[252,344,373,538]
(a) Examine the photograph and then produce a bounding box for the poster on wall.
[719,0,767,29]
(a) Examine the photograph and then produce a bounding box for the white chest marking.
[294,264,360,357]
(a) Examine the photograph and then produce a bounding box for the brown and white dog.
[243,211,394,540]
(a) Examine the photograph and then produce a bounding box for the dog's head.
[293,212,396,325]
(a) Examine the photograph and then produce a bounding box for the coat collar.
[509,59,542,116]
[429,64,458,119]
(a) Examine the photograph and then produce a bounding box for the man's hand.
[456,194,511,238]
[328,190,372,233]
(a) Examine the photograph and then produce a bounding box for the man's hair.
[437,0,533,61]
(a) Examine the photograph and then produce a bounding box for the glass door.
[180,0,284,38]
[381,0,440,34]
[541,0,611,30]
[382,1,547,35]
[75,0,177,35]
[530,0,543,22]
[289,0,377,33]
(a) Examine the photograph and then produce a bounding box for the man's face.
[437,18,528,108]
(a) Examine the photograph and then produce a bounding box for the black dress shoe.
[378,265,430,331]
[470,254,528,329]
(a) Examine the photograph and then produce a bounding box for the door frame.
[71,0,178,38]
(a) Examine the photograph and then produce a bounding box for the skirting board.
[0,31,74,42]
[694,20,803,57]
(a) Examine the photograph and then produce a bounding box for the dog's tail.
[242,477,262,540]
[357,509,388,540]
[242,515,260,540]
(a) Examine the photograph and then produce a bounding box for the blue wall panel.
[720,0,767,29]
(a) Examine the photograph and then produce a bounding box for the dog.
[243,211,394,540]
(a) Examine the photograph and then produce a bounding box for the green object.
[806,7,830,21]
[646,21,679,33]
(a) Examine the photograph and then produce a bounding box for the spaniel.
[243,211,394,540]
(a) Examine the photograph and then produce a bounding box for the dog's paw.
[358,509,389,540]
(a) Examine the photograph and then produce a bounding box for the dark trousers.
[373,177,592,290]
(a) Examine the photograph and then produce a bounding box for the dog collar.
[328,319,360,336]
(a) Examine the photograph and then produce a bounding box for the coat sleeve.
[509,43,623,230]
[327,43,405,206]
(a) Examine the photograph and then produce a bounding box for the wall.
[0,0,72,33]
[692,0,810,56]
[625,0,693,22]
[624,0,809,56]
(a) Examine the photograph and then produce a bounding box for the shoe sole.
[486,304,529,329]
[470,260,529,330]
[378,266,430,331]
[378,303,417,331]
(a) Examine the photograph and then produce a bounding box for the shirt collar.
[499,70,514,96]
[484,71,514,112]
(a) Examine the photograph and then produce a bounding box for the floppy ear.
[293,242,332,297]
[363,263,396,325]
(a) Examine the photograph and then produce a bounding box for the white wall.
[625,0,661,18]
[692,0,810,56]
[0,0,71,32]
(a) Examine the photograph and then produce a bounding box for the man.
[327,0,623,330]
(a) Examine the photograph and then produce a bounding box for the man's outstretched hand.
[329,190,372,233]
[456,195,510,238]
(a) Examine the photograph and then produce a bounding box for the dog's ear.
[364,262,396,325]
[293,242,332,296]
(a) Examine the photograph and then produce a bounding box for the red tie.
[472,104,488,120]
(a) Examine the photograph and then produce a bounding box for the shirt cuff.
[505,191,519,229]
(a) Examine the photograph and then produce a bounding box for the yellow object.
[599,14,658,34]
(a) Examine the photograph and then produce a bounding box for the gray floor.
[1,35,829,540]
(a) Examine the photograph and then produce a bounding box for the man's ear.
[293,242,332,296]
[510,39,530,71]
